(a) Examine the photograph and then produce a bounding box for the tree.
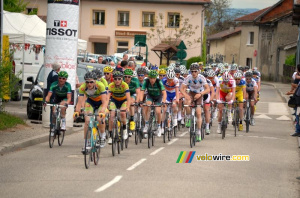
[147,12,201,48]
[4,0,28,13]
[205,0,248,36]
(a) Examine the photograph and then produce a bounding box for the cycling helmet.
[245,71,253,78]
[253,67,258,71]
[113,70,123,78]
[190,63,200,71]
[174,67,181,74]
[151,65,159,70]
[230,64,237,71]
[58,71,68,78]
[218,63,224,68]
[252,70,259,76]
[103,66,113,73]
[212,63,217,68]
[148,70,158,78]
[144,67,149,74]
[202,71,208,78]
[133,71,137,77]
[224,63,229,67]
[124,69,133,76]
[180,65,186,71]
[207,69,216,77]
[222,71,230,82]
[169,63,176,68]
[92,69,102,78]
[158,69,167,75]
[84,71,97,80]
[175,62,180,67]
[198,62,204,66]
[166,69,175,79]
[233,72,243,79]
[219,66,226,74]
[137,67,145,75]
[245,66,250,70]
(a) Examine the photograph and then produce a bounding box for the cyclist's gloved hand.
[217,100,222,104]
[228,100,233,105]
[64,103,68,108]
[43,101,47,107]
[73,112,79,118]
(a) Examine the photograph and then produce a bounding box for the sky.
[231,0,280,9]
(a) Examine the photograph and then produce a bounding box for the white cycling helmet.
[166,69,175,79]
[207,69,216,77]
[133,71,137,77]
[222,71,230,82]
[233,72,243,79]
[169,63,176,68]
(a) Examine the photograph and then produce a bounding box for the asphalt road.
[0,84,299,198]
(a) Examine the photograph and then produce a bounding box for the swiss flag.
[61,21,67,27]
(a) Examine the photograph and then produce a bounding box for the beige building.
[207,27,241,64]
[24,0,211,65]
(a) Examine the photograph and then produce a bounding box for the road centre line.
[95,175,123,193]
[150,147,165,156]
[180,132,188,137]
[127,158,147,171]
[167,138,178,145]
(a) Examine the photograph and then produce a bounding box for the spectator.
[98,56,103,63]
[45,62,61,99]
[290,64,300,137]
[287,64,300,95]
[110,61,115,67]
[89,59,96,63]
[123,54,128,61]
[129,56,135,61]
[102,60,107,65]
[121,60,128,68]
[128,61,136,70]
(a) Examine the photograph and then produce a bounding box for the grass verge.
[0,111,25,131]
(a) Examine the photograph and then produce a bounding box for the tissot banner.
[44,0,79,91]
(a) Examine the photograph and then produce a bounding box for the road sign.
[177,50,187,60]
[177,41,187,50]
[134,35,146,47]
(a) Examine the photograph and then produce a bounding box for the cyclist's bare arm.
[139,90,144,103]
[76,95,84,113]
[162,90,167,103]
[135,88,141,103]
[45,92,53,103]
[231,87,236,100]
[180,84,188,98]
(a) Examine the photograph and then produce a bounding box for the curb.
[261,82,300,148]
[0,127,83,155]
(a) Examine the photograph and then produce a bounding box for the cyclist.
[137,67,146,87]
[175,67,185,125]
[207,69,219,118]
[233,71,246,131]
[123,69,140,135]
[103,66,114,85]
[180,63,210,142]
[75,72,108,151]
[140,70,166,137]
[199,62,204,72]
[162,69,180,131]
[202,71,215,135]
[45,71,71,132]
[216,71,236,134]
[245,71,258,126]
[159,69,167,80]
[252,70,261,98]
[230,64,238,76]
[107,70,131,141]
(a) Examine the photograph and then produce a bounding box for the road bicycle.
[110,109,127,156]
[163,102,177,143]
[45,103,66,148]
[143,103,161,149]
[244,99,254,133]
[83,112,105,169]
[232,101,245,136]
[219,101,229,139]
[131,103,143,145]
[184,103,202,148]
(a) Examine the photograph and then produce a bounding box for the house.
[23,0,211,65]
[207,27,242,64]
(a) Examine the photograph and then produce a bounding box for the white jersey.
[183,74,207,93]
[246,79,258,92]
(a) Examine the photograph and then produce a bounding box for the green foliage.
[0,112,25,130]
[285,54,296,66]
[186,56,205,69]
[4,0,28,12]
[159,65,167,69]
[201,27,207,65]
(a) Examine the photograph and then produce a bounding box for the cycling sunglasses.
[114,77,122,81]
[138,74,145,77]
[104,73,111,75]
[159,75,166,77]
[191,70,198,73]
[86,81,94,84]
[59,77,66,80]
[124,76,132,79]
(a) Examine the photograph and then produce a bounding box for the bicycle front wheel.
[58,130,65,146]
[163,114,168,143]
[84,128,92,169]
[93,129,101,165]
[246,107,250,133]
[49,128,55,148]
[189,119,195,148]
[221,123,226,139]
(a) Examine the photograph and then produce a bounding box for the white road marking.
[276,115,291,121]
[150,147,165,156]
[167,138,178,145]
[255,114,272,119]
[180,132,188,137]
[95,175,123,192]
[269,103,289,115]
[127,158,147,171]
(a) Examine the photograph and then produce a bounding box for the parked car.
[26,64,89,119]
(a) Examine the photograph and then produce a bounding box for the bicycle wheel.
[221,123,226,139]
[49,127,55,148]
[58,130,65,146]
[125,132,129,149]
[84,128,91,169]
[201,114,205,140]
[189,118,194,148]
[135,128,139,145]
[163,113,168,143]
[112,120,117,156]
[148,117,153,149]
[246,107,250,133]
[120,126,124,151]
[93,129,101,165]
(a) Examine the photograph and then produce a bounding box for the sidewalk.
[261,81,300,148]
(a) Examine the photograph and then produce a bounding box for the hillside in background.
[227,8,260,19]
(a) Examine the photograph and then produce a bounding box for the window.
[118,11,130,26]
[168,12,180,28]
[117,41,128,53]
[94,43,107,54]
[93,10,105,25]
[142,12,155,27]
[248,32,254,45]
[27,8,38,15]
[246,58,252,68]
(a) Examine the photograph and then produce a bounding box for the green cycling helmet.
[58,71,68,78]
[148,70,158,78]
[113,70,123,77]
[124,69,133,76]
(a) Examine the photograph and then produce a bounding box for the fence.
[282,64,296,82]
